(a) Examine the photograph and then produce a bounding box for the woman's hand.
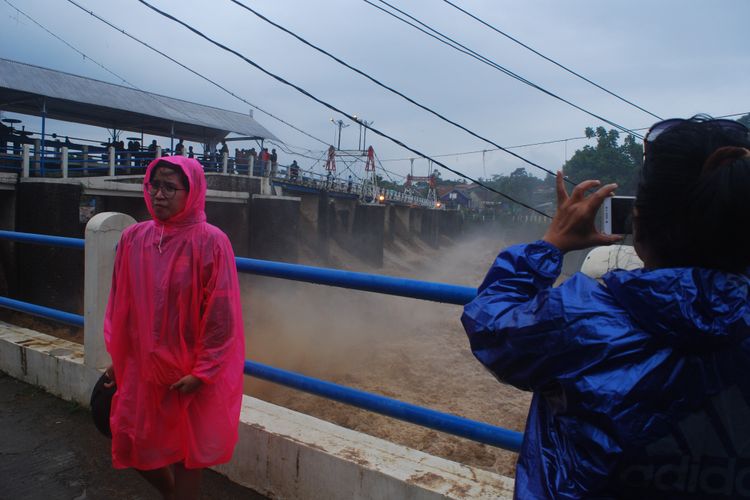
[170,374,203,394]
[103,364,116,388]
[543,171,624,253]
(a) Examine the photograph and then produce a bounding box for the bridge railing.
[0,224,523,452]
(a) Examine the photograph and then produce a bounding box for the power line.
[441,0,662,121]
[365,0,643,139]
[380,134,591,162]
[265,140,325,162]
[380,110,750,163]
[135,0,550,217]
[64,0,329,148]
[225,0,572,186]
[2,0,202,131]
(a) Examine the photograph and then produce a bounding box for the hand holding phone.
[542,172,623,252]
[602,196,636,235]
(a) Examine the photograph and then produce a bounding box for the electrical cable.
[384,110,749,163]
[64,0,329,148]
[380,134,590,162]
[441,0,662,121]
[266,140,326,161]
[2,0,203,132]
[228,0,571,185]
[366,0,643,139]
[136,0,550,217]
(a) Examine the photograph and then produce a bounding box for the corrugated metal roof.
[0,58,279,143]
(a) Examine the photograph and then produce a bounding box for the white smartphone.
[602,196,635,234]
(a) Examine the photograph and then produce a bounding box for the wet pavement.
[0,371,267,500]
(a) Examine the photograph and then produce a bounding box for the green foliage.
[482,167,550,213]
[563,127,642,195]
[375,175,400,191]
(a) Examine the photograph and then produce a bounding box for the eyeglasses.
[146,180,185,199]
[645,118,748,144]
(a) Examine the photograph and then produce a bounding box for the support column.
[84,212,136,370]
[33,139,40,174]
[222,152,229,174]
[21,144,30,177]
[82,145,89,173]
[108,146,115,176]
[61,146,69,178]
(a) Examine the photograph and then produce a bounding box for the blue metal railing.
[0,296,84,327]
[0,230,522,452]
[236,257,476,305]
[245,361,522,450]
[0,230,85,249]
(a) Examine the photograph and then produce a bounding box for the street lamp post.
[330,118,350,150]
[362,120,374,150]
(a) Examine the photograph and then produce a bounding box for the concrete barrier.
[0,322,514,499]
[250,195,300,263]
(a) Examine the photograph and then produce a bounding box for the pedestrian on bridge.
[103,155,245,500]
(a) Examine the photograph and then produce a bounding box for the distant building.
[438,183,495,210]
[438,186,473,210]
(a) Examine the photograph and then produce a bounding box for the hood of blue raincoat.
[143,156,207,226]
[603,267,750,350]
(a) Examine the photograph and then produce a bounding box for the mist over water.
[239,220,547,476]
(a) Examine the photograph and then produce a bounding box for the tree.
[482,167,549,214]
[563,127,642,195]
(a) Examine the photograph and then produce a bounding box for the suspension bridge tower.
[361,146,379,202]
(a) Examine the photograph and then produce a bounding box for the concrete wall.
[0,174,17,297]
[249,195,300,263]
[205,173,261,193]
[15,180,85,314]
[418,208,440,248]
[4,178,467,282]
[438,210,463,240]
[6,177,261,315]
[410,207,422,236]
[391,205,411,242]
[352,204,385,267]
[332,198,357,236]
[298,193,328,263]
[206,199,251,258]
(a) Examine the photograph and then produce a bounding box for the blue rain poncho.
[462,241,750,499]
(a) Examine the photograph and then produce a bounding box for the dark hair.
[635,116,750,272]
[149,160,190,193]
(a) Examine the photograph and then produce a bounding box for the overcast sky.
[1,0,748,183]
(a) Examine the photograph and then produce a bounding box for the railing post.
[108,146,116,176]
[84,212,136,370]
[33,139,40,174]
[82,145,89,173]
[156,146,162,159]
[248,155,255,177]
[22,144,30,177]
[61,146,69,178]
[222,152,228,174]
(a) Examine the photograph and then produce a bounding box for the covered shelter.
[0,57,279,148]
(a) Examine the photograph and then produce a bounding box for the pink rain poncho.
[104,156,245,470]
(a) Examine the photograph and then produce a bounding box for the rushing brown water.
[241,229,539,478]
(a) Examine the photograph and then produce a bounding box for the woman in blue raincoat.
[462,117,750,499]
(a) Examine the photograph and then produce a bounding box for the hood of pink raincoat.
[143,156,207,226]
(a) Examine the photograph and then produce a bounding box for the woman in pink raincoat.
[103,155,245,499]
